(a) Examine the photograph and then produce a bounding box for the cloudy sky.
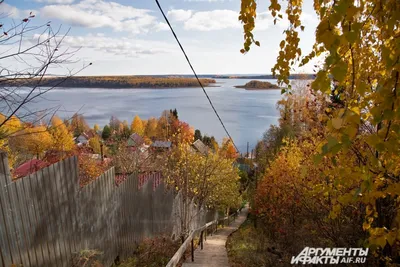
[3,0,318,75]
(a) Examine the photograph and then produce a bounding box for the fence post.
[200,231,203,250]
[191,238,194,262]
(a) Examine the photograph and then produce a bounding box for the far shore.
[1,76,217,89]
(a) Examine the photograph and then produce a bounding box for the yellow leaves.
[0,114,22,136]
[329,204,341,219]
[243,0,400,259]
[331,117,343,129]
[331,60,348,82]
[279,40,285,49]
[368,228,398,249]
[131,115,144,135]
[12,126,53,157]
[50,116,75,151]
[163,142,240,209]
[88,136,102,154]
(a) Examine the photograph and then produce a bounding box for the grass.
[226,218,288,267]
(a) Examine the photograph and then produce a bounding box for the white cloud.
[35,0,75,4]
[56,34,176,58]
[153,22,169,32]
[167,9,193,22]
[0,3,20,18]
[172,9,316,32]
[40,0,167,34]
[0,3,35,19]
[184,10,240,31]
[170,9,277,32]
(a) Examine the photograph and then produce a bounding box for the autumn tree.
[93,124,100,132]
[156,111,169,140]
[121,120,130,139]
[144,117,158,138]
[78,153,107,187]
[142,119,148,133]
[70,114,89,137]
[109,116,121,131]
[12,126,53,158]
[0,114,22,168]
[241,0,400,262]
[88,136,102,154]
[112,144,141,174]
[171,121,194,144]
[131,115,144,135]
[50,116,75,151]
[163,141,241,238]
[220,138,238,159]
[0,4,89,145]
[0,114,21,137]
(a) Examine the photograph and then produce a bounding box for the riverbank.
[2,76,216,89]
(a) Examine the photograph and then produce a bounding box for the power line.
[154,0,239,152]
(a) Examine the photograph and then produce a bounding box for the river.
[25,78,282,152]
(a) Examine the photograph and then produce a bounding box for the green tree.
[102,125,111,140]
[194,129,202,141]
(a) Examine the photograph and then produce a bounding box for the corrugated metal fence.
[0,152,206,267]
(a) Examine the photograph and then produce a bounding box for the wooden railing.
[165,210,240,267]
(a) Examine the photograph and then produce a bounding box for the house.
[191,139,208,155]
[150,141,172,152]
[76,130,96,145]
[127,133,144,148]
[13,159,49,179]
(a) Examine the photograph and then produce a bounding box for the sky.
[2,0,319,75]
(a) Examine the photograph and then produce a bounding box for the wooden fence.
[0,152,211,267]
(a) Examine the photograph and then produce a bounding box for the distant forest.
[2,76,216,89]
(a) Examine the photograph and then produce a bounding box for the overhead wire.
[154,0,239,152]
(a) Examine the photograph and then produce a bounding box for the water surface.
[26,79,282,152]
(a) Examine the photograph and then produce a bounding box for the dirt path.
[182,207,249,267]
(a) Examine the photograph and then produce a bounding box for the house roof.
[80,130,96,140]
[192,139,208,155]
[13,159,49,178]
[127,133,144,147]
[151,140,172,148]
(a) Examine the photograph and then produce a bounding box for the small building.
[151,141,172,152]
[127,133,144,148]
[76,131,96,145]
[191,139,209,155]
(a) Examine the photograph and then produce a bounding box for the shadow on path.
[182,206,249,267]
